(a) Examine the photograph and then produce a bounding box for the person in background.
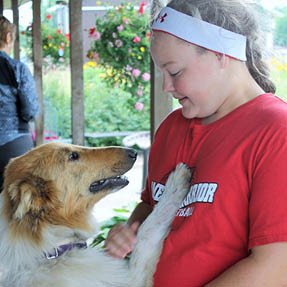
[0,15,39,192]
[105,0,287,286]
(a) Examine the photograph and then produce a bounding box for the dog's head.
[2,142,137,243]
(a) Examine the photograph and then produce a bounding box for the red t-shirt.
[141,94,287,286]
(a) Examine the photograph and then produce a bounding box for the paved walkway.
[92,153,144,222]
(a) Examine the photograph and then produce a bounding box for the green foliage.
[43,69,72,139]
[90,204,137,248]
[43,65,150,144]
[271,66,287,102]
[21,13,70,66]
[274,71,287,102]
[41,0,59,28]
[274,9,287,47]
[87,1,151,101]
[41,24,70,65]
[84,64,150,146]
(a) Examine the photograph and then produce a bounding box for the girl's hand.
[104,221,140,258]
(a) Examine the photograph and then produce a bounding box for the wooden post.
[11,0,20,60]
[150,58,172,142]
[33,0,44,146]
[69,0,84,145]
[0,0,3,15]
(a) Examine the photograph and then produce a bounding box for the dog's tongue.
[89,176,129,193]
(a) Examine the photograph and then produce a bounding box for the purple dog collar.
[44,242,88,260]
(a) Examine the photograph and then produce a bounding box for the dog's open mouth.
[89,176,129,193]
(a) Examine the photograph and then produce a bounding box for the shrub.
[43,69,72,139]
[43,65,150,145]
[22,18,70,67]
[87,0,151,107]
[41,24,70,65]
[84,63,150,146]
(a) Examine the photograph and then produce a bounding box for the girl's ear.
[215,53,229,69]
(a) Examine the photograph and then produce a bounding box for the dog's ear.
[8,175,58,221]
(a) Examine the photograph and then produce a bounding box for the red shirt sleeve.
[249,125,287,250]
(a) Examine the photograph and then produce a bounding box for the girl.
[105,0,287,285]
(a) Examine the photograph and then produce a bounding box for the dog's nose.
[128,148,137,161]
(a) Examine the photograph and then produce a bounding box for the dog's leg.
[129,163,191,287]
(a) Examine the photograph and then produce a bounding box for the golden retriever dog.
[0,142,191,287]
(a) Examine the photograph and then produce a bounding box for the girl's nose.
[162,74,175,93]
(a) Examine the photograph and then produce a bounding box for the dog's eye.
[69,151,79,161]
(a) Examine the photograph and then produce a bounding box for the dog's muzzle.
[89,176,129,193]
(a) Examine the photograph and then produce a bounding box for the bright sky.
[261,0,286,10]
[261,0,287,9]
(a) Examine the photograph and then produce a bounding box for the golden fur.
[0,142,191,287]
[3,143,136,244]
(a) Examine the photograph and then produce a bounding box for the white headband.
[152,7,247,61]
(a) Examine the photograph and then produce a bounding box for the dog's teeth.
[99,180,105,184]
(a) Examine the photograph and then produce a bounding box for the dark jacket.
[0,51,39,146]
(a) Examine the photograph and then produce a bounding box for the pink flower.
[133,35,141,43]
[115,82,119,88]
[126,64,132,71]
[137,89,143,96]
[142,72,150,81]
[123,18,129,24]
[132,69,141,77]
[115,39,123,47]
[59,57,64,62]
[117,25,124,32]
[61,42,65,46]
[94,31,101,40]
[135,102,144,111]
[93,52,99,59]
[109,42,114,47]
[112,32,117,38]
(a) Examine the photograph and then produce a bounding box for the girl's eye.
[69,151,79,161]
[170,71,180,77]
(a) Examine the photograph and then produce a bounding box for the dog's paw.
[162,163,192,205]
[168,162,192,188]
